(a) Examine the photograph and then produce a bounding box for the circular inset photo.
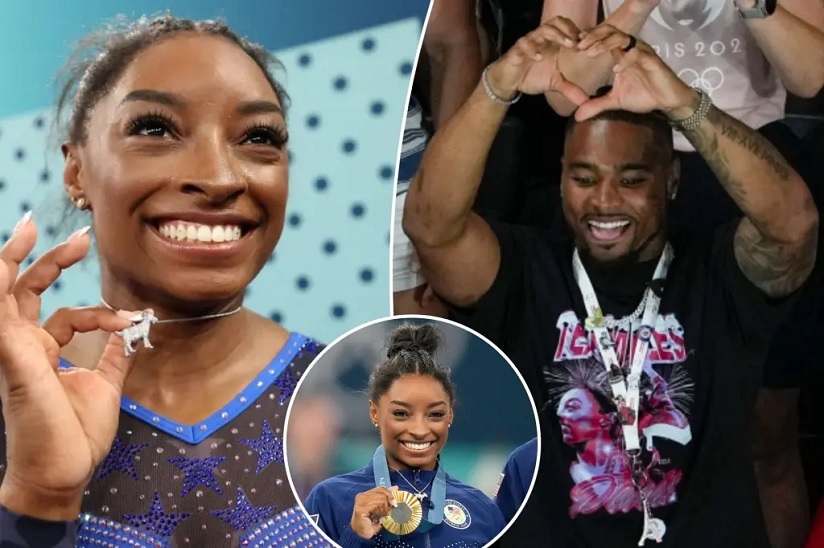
[284,315,540,547]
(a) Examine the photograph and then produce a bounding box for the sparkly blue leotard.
[0,333,331,548]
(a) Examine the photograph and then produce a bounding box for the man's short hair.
[565,86,674,162]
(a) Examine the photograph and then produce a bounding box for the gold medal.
[380,490,423,535]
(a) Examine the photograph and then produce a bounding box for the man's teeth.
[588,220,630,229]
[402,442,433,450]
[158,221,243,243]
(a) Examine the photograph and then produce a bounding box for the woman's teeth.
[401,442,433,451]
[158,221,242,243]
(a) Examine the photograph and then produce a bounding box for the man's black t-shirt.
[452,220,790,548]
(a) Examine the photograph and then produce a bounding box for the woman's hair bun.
[386,323,441,359]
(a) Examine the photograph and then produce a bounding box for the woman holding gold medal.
[303,323,507,547]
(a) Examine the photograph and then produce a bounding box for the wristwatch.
[736,0,777,19]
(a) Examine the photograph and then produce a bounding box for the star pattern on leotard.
[123,492,191,537]
[96,435,148,481]
[274,368,297,405]
[212,487,277,531]
[299,338,320,357]
[239,420,283,474]
[168,455,225,497]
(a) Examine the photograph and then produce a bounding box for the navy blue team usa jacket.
[305,458,507,547]
[493,438,538,523]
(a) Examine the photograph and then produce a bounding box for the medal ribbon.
[371,445,446,540]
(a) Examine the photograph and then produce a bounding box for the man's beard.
[575,229,662,271]
[577,241,643,270]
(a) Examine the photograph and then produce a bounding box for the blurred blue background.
[286,317,539,501]
[0,0,429,343]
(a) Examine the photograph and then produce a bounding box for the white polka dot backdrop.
[0,19,419,343]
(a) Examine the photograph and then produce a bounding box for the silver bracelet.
[481,65,522,106]
[669,88,712,132]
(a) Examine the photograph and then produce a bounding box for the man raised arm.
[402,18,588,307]
[574,30,818,297]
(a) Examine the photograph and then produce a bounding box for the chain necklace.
[389,463,438,504]
[100,299,242,357]
[100,299,242,324]
[603,290,649,332]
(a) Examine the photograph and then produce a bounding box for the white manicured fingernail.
[13,211,32,233]
[68,225,91,240]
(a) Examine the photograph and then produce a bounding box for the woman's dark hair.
[55,13,290,145]
[368,323,456,404]
[545,360,621,438]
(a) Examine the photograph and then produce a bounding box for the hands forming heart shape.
[485,17,699,123]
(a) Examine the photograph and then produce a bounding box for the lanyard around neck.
[571,244,673,453]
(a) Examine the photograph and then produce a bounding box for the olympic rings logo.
[677,67,725,95]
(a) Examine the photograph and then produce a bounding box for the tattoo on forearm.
[717,119,791,182]
[683,108,737,198]
[734,218,817,297]
[683,105,816,296]
[684,108,793,208]
[685,107,791,196]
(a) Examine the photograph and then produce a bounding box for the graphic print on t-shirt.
[548,310,694,518]
[648,0,727,32]
[644,0,742,98]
